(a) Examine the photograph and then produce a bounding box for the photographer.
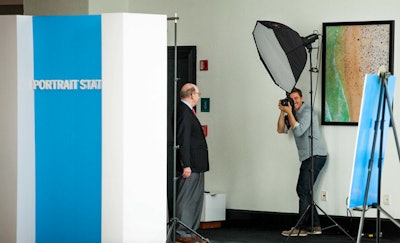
[277,87,328,237]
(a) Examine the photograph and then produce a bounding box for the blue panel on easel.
[348,74,396,208]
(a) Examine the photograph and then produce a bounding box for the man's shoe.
[281,227,308,237]
[192,235,209,243]
[307,226,322,235]
[175,237,193,243]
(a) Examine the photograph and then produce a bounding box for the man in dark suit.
[175,83,209,243]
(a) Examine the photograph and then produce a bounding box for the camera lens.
[281,98,289,106]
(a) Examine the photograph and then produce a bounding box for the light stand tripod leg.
[286,200,354,241]
[285,204,311,241]
[375,205,400,229]
[166,14,208,243]
[166,14,179,243]
[166,219,175,241]
[314,203,354,241]
[167,217,210,243]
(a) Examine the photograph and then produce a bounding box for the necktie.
[192,108,197,116]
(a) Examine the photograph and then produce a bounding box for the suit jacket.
[176,101,209,173]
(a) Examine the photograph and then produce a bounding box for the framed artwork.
[321,20,394,125]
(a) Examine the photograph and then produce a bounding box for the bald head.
[180,83,200,107]
[180,83,197,98]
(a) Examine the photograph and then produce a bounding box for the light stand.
[252,21,353,240]
[166,14,209,243]
[286,39,354,241]
[355,71,400,243]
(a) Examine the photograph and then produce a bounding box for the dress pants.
[175,172,205,238]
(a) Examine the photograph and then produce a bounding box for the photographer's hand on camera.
[278,99,292,114]
[277,99,297,133]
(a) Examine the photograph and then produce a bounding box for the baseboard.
[223,209,400,237]
[199,221,222,229]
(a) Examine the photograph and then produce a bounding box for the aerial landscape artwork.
[322,21,393,125]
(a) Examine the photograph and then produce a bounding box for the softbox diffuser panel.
[253,21,307,93]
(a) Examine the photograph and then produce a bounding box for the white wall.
[24,0,129,15]
[89,0,128,14]
[130,0,400,219]
[0,15,19,243]
[0,15,35,243]
[24,0,88,15]
[21,0,400,220]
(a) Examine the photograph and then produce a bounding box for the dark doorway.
[167,46,197,217]
[0,5,23,15]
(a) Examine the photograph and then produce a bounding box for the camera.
[280,97,294,107]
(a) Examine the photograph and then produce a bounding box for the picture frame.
[321,20,394,125]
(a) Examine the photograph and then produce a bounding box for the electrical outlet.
[321,191,327,201]
[383,194,390,205]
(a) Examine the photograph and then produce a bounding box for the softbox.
[253,21,307,93]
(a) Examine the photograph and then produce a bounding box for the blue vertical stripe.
[349,75,396,208]
[33,15,101,243]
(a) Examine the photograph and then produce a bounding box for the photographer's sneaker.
[307,226,322,235]
[281,227,308,237]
